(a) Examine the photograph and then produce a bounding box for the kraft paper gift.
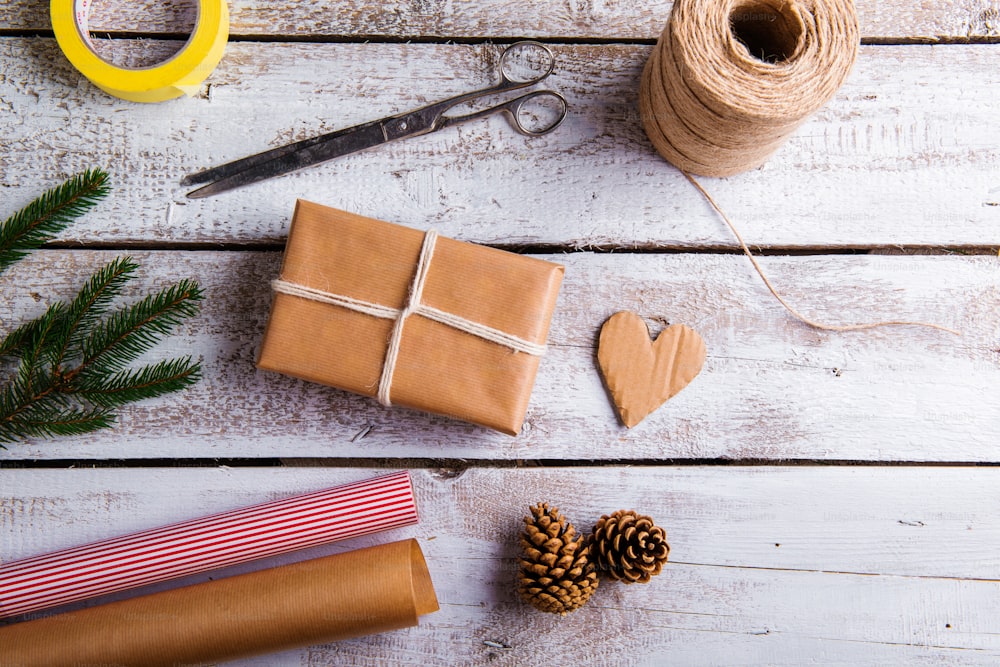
[0,538,438,667]
[257,200,564,435]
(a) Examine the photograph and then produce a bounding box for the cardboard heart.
[597,311,706,428]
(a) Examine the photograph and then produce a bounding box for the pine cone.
[590,510,670,583]
[516,502,598,614]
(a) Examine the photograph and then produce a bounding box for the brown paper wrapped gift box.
[257,201,565,435]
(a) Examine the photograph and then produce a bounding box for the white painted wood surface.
[1,250,996,461]
[2,0,999,664]
[3,0,1000,40]
[2,41,999,248]
[3,467,999,665]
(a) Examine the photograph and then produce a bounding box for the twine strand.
[682,171,961,335]
[376,228,440,405]
[268,281,398,320]
[271,229,547,408]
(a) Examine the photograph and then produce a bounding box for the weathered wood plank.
[2,0,999,41]
[2,467,999,665]
[2,41,998,249]
[1,250,995,461]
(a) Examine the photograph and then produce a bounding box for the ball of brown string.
[640,0,859,177]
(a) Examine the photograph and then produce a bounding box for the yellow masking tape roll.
[50,0,229,103]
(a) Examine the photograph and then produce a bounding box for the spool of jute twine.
[640,0,859,176]
[639,0,958,335]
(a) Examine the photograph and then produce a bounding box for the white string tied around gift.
[271,229,548,407]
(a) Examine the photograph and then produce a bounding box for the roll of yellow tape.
[50,0,229,103]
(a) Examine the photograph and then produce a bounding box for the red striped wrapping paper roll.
[0,470,418,619]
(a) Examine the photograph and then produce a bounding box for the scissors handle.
[404,41,558,125]
[439,90,568,136]
[496,40,556,87]
[379,42,562,140]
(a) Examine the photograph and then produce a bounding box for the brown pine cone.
[590,510,670,583]
[516,502,599,614]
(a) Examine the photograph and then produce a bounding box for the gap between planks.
[5,29,1000,45]
[35,241,1000,255]
[2,458,1000,469]
[1,31,650,44]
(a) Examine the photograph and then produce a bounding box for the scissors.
[182,41,568,199]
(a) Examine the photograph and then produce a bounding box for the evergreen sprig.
[0,172,204,447]
[0,169,111,275]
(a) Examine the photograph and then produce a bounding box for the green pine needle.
[0,169,110,275]
[82,279,204,373]
[0,406,116,445]
[16,302,65,394]
[50,256,141,364]
[77,357,202,408]
[0,172,204,448]
[1,319,41,359]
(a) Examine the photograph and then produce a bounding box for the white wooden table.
[2,1,999,664]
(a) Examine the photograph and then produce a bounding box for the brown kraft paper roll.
[0,538,438,667]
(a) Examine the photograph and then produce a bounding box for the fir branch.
[0,405,115,445]
[48,256,140,366]
[2,303,71,430]
[15,302,65,396]
[0,276,204,447]
[0,172,204,447]
[0,169,110,275]
[81,279,204,373]
[76,357,202,408]
[1,319,41,359]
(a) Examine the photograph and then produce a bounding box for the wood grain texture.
[1,250,995,461]
[2,41,998,249]
[2,467,998,665]
[2,1,999,662]
[3,0,1000,40]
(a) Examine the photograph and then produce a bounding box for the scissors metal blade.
[183,120,389,199]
